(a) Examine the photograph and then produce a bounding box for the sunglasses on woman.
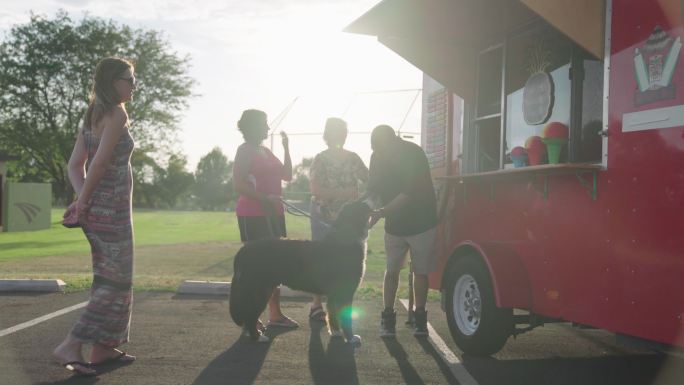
[117,76,137,87]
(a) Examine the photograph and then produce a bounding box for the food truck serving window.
[470,21,603,173]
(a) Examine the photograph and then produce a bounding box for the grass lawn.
[0,209,432,299]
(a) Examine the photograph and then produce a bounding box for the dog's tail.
[229,249,247,326]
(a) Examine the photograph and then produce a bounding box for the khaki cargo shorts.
[385,226,438,275]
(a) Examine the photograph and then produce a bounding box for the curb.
[176,280,311,298]
[0,279,66,293]
[177,280,230,295]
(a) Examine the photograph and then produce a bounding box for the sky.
[0,0,423,168]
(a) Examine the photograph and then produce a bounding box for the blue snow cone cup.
[511,154,528,168]
[510,146,528,168]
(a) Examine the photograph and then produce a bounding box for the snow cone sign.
[634,25,681,106]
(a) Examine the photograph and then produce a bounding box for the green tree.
[154,153,194,209]
[194,147,233,211]
[131,151,163,208]
[283,157,312,202]
[0,11,195,203]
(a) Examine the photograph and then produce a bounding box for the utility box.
[2,182,51,232]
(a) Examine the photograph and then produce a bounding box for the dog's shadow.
[191,328,291,385]
[308,321,359,385]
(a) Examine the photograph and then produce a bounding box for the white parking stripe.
[400,299,479,385]
[0,301,88,338]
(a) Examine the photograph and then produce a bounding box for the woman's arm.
[76,107,127,210]
[67,129,88,197]
[355,153,369,183]
[281,132,292,181]
[309,155,323,197]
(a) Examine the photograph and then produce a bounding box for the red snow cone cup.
[542,122,569,139]
[525,136,546,166]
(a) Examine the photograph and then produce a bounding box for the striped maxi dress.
[71,126,135,347]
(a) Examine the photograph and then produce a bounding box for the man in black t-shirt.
[367,125,438,337]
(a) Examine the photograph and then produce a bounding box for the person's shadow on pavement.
[382,337,424,384]
[308,320,359,385]
[191,327,292,385]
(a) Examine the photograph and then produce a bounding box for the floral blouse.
[309,148,368,222]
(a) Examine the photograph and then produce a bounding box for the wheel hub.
[453,274,482,335]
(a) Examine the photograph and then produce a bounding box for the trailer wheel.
[445,255,513,356]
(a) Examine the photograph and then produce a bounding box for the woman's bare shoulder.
[110,105,129,121]
[236,142,253,153]
[235,143,257,162]
[103,106,128,130]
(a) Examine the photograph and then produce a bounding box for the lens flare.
[340,306,363,320]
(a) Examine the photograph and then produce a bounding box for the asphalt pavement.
[1,292,683,385]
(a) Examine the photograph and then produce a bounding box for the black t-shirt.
[367,138,438,236]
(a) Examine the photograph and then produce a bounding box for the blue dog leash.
[279,198,331,229]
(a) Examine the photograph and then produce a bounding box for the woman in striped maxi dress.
[53,57,137,376]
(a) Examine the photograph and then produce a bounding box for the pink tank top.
[235,147,285,216]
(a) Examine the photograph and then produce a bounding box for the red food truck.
[348,0,684,355]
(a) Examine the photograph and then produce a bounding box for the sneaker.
[380,308,396,338]
[413,309,428,336]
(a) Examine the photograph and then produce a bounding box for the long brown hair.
[83,57,133,130]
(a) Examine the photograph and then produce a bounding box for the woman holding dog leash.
[232,109,299,331]
[308,117,368,322]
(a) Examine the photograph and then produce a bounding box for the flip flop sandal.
[91,350,136,366]
[62,361,96,377]
[309,306,327,322]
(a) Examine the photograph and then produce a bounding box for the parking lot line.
[0,301,88,338]
[400,299,479,385]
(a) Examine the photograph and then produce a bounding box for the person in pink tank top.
[232,109,299,330]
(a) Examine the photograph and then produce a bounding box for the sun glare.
[244,3,422,164]
[340,305,362,321]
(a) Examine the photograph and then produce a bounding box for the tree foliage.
[0,11,195,203]
[193,147,233,211]
[130,151,163,208]
[283,157,312,202]
[154,154,194,209]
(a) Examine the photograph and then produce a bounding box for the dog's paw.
[243,329,270,343]
[348,335,362,347]
[329,330,344,338]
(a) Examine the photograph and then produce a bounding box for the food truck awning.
[345,0,604,101]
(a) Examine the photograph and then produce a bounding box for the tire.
[444,255,513,356]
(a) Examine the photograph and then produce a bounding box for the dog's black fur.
[230,200,371,343]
